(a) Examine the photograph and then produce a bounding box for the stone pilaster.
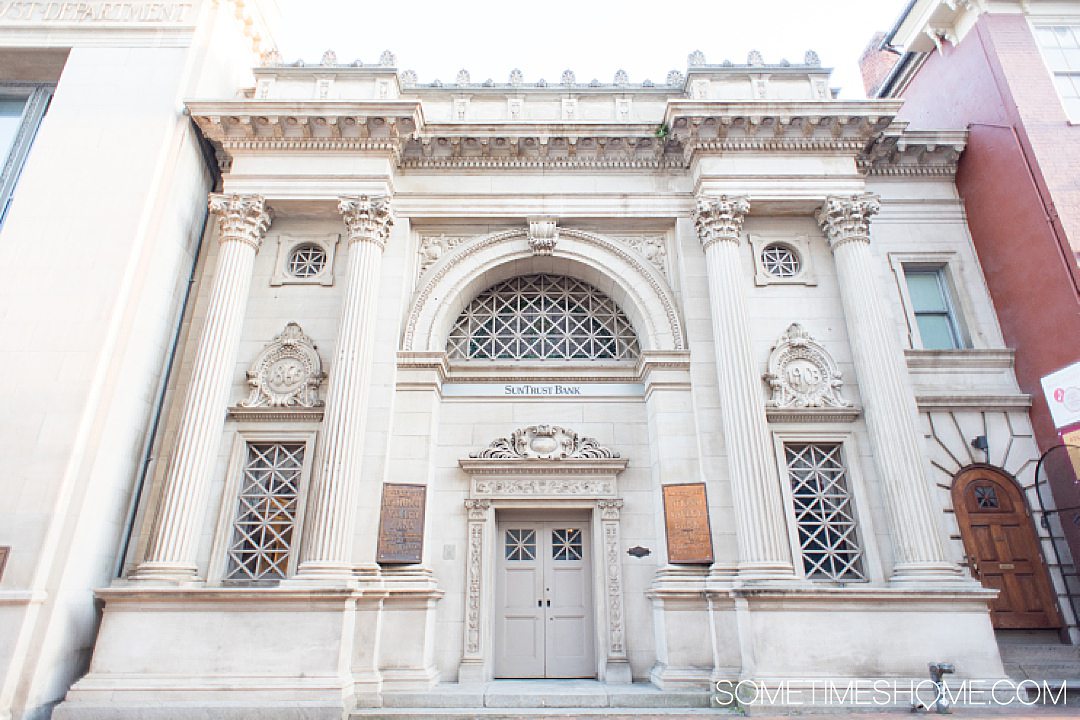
[598,499,632,683]
[459,498,492,683]
[692,196,796,581]
[817,194,960,582]
[295,196,393,582]
[134,194,271,582]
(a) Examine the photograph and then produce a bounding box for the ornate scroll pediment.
[763,324,852,415]
[471,424,619,460]
[240,323,325,408]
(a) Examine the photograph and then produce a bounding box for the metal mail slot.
[998,563,1016,570]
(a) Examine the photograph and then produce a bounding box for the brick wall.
[858,32,900,97]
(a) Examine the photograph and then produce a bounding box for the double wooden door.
[953,468,1061,629]
[494,519,595,678]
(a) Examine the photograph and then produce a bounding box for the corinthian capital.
[816,193,881,250]
[693,195,750,251]
[338,195,394,249]
[208,194,271,250]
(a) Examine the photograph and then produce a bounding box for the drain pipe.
[113,121,220,577]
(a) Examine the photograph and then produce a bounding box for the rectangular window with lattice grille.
[782,442,866,582]
[224,441,307,584]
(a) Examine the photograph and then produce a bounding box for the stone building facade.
[0,2,1074,718]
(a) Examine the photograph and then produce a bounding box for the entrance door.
[953,468,1062,629]
[494,519,595,678]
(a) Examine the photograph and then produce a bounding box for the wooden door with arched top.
[953,467,1062,629]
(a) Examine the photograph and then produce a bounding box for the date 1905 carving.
[662,483,714,564]
[376,484,426,564]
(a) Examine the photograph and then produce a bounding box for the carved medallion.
[470,424,619,460]
[763,323,850,409]
[240,323,325,408]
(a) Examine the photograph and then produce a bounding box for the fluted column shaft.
[135,194,270,582]
[693,196,795,581]
[818,194,958,582]
[296,196,393,581]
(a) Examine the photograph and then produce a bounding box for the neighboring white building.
[0,3,1074,719]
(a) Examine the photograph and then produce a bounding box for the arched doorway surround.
[952,466,1062,629]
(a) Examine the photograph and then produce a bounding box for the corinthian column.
[134,194,271,582]
[817,194,959,583]
[295,196,393,582]
[693,196,796,581]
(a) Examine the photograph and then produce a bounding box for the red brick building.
[867,0,1080,634]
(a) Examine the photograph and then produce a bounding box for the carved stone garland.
[239,322,325,408]
[470,424,620,460]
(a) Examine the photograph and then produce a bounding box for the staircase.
[999,632,1080,688]
[350,680,730,720]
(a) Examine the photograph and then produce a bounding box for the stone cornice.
[665,100,901,154]
[861,128,967,177]
[188,100,422,166]
[188,99,940,172]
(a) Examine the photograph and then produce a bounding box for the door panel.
[494,526,544,677]
[953,468,1062,629]
[545,526,594,678]
[494,520,595,678]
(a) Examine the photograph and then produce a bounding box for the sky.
[274,0,910,99]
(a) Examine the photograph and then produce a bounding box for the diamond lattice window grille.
[761,243,801,278]
[225,442,305,583]
[287,244,328,278]
[446,274,640,361]
[552,528,583,561]
[783,443,866,581]
[505,529,537,561]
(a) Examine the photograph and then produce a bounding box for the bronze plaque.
[663,483,714,564]
[0,547,8,581]
[376,484,427,564]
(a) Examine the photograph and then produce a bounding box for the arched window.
[446,274,640,360]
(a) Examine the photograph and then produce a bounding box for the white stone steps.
[352,711,730,720]
[1000,642,1080,685]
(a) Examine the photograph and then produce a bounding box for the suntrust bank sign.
[442,382,645,398]
[714,679,1068,709]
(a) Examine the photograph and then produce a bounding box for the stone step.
[1000,642,1080,685]
[999,644,1080,664]
[369,681,716,712]
[352,711,730,720]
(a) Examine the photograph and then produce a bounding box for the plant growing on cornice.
[655,123,670,140]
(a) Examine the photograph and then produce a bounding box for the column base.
[889,561,970,585]
[290,561,382,587]
[127,561,201,585]
[734,561,800,585]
